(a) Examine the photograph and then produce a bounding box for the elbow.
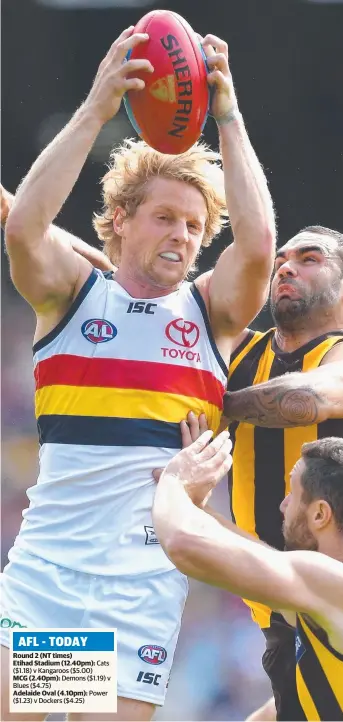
[5,209,28,249]
[253,225,276,263]
[235,222,276,265]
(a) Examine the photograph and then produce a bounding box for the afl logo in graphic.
[165,319,199,348]
[138,645,167,665]
[81,319,117,344]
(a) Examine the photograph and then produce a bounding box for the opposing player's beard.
[270,283,340,331]
[283,509,318,552]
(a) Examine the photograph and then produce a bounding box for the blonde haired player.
[2,24,275,722]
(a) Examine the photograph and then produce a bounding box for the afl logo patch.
[138,645,167,665]
[81,319,117,344]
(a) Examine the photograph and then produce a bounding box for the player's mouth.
[159,252,183,263]
[276,283,298,299]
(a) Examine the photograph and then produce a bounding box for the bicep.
[5,225,82,311]
[209,243,272,335]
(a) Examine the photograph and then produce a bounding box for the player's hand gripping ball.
[124,10,210,154]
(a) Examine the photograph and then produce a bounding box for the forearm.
[218,115,275,256]
[7,106,102,243]
[50,229,115,271]
[223,364,343,427]
[153,474,293,608]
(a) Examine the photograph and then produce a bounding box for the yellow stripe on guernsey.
[231,336,275,538]
[35,386,221,430]
[282,341,332,487]
[296,614,343,720]
[296,669,321,722]
[228,330,343,629]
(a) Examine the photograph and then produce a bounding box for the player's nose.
[172,220,189,244]
[277,260,297,278]
[280,494,290,514]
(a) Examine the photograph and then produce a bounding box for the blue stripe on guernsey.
[190,283,228,376]
[38,415,182,448]
[33,269,98,353]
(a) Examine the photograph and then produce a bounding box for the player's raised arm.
[1,183,116,273]
[196,34,276,338]
[153,434,343,638]
[5,28,152,312]
[223,350,343,427]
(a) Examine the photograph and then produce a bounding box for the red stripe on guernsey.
[34,355,225,408]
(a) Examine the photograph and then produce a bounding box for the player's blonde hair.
[93,138,228,265]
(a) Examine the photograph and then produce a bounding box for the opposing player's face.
[281,460,318,551]
[119,177,207,289]
[270,233,343,329]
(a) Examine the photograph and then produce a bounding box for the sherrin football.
[124,10,210,154]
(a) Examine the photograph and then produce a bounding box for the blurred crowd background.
[2,0,343,719]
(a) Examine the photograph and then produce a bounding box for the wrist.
[73,103,105,135]
[223,390,239,420]
[215,106,241,127]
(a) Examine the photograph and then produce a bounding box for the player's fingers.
[198,430,231,461]
[190,429,214,454]
[207,440,233,480]
[187,411,204,442]
[116,33,149,62]
[152,467,163,482]
[200,40,216,59]
[180,418,193,448]
[122,77,146,92]
[206,53,228,73]
[198,413,209,435]
[207,69,228,87]
[104,27,135,59]
[202,34,228,57]
[122,58,154,75]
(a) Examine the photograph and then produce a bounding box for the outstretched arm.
[223,349,343,427]
[1,184,115,272]
[196,34,276,338]
[5,28,150,312]
[153,433,343,636]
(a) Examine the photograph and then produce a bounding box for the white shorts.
[0,546,188,705]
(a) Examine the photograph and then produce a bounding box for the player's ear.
[112,207,126,236]
[312,499,333,530]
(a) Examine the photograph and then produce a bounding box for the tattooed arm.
[223,351,343,427]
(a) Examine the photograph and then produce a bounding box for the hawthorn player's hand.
[199,33,238,121]
[83,27,154,125]
[160,429,232,507]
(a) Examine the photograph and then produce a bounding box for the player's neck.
[318,533,343,564]
[274,314,343,353]
[114,268,181,299]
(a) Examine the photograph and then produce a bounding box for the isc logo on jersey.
[81,319,117,344]
[138,645,167,665]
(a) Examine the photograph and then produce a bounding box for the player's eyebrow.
[275,244,325,260]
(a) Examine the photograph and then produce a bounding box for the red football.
[123,10,210,154]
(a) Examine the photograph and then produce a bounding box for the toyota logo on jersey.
[138,645,167,665]
[165,319,199,348]
[81,319,117,344]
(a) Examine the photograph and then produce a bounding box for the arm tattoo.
[224,385,325,428]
